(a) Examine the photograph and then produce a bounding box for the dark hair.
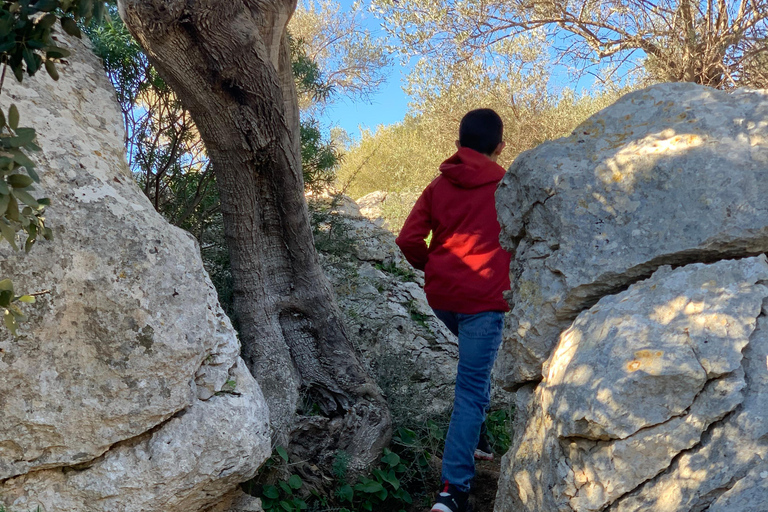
[459,108,504,155]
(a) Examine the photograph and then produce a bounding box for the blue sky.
[314,0,411,139]
[318,65,412,140]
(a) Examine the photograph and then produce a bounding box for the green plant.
[405,299,430,329]
[252,447,310,512]
[485,407,514,455]
[0,1,108,335]
[261,474,308,512]
[310,196,356,256]
[346,448,413,511]
[0,503,42,512]
[0,104,52,334]
[374,261,415,282]
[252,443,433,512]
[1,0,106,84]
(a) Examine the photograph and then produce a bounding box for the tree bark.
[118,0,391,472]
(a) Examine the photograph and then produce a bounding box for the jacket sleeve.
[396,188,432,271]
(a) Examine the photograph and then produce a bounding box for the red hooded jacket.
[396,147,511,314]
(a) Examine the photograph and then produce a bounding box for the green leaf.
[381,469,400,490]
[5,194,18,221]
[13,189,39,208]
[0,290,13,307]
[395,488,413,504]
[37,12,58,30]
[275,445,289,462]
[0,108,5,129]
[382,451,400,468]
[45,47,71,59]
[92,0,106,23]
[8,303,26,319]
[8,105,19,131]
[4,128,36,148]
[287,474,302,490]
[44,59,59,81]
[9,148,37,170]
[78,0,94,20]
[0,279,13,292]
[0,193,9,215]
[279,500,294,512]
[262,485,279,500]
[12,64,24,83]
[23,48,40,75]
[32,0,58,12]
[354,480,384,494]
[60,17,81,38]
[8,174,33,189]
[337,484,354,503]
[394,427,417,446]
[278,481,292,495]
[0,181,9,196]
[17,295,35,303]
[4,310,18,335]
[26,40,46,50]
[0,220,18,250]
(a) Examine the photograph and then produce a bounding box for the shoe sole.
[431,503,474,512]
[474,449,494,461]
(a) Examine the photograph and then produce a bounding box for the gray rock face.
[0,34,269,511]
[495,257,768,512]
[495,83,768,387]
[355,190,419,233]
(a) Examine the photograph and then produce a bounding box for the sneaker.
[474,425,494,461]
[430,482,473,512]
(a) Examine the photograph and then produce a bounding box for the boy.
[395,109,511,512]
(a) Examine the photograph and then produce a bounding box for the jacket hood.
[439,147,506,189]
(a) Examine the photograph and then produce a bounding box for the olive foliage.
[0,0,107,333]
[371,0,768,89]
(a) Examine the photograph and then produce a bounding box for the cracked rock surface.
[494,257,768,512]
[0,34,269,511]
[495,83,768,388]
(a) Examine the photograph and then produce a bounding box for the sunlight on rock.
[496,83,768,389]
[649,296,688,325]
[498,257,768,512]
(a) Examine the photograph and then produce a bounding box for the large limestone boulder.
[496,257,768,511]
[0,35,269,511]
[496,83,768,387]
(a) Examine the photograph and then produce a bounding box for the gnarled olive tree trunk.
[117,0,391,471]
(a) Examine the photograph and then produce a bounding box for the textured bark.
[117,0,391,471]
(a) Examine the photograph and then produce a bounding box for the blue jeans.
[433,309,504,492]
